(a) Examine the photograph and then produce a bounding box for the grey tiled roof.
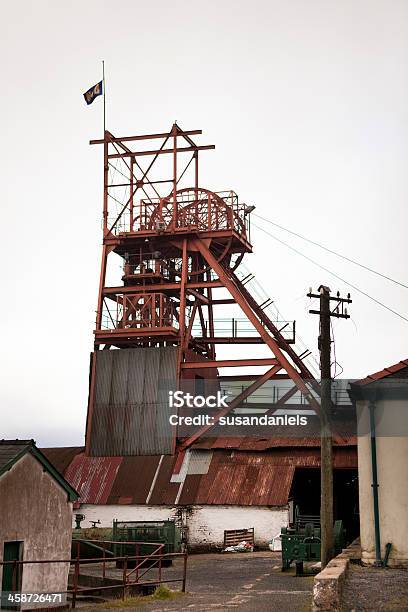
[0,439,35,473]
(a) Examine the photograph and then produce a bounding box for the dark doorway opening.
[2,541,24,610]
[334,469,359,541]
[290,468,359,543]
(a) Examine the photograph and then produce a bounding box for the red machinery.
[85,124,321,455]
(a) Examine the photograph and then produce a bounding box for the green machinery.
[281,509,345,575]
[72,527,115,559]
[112,520,182,566]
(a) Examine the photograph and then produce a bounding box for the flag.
[83,81,103,105]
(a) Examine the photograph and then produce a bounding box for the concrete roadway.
[122,552,313,612]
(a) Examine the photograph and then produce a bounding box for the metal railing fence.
[0,539,188,609]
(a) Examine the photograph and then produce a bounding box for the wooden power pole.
[307,285,351,568]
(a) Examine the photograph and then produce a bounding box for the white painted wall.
[76,505,174,528]
[187,505,288,549]
[357,399,408,567]
[76,503,289,550]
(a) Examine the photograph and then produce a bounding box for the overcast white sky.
[1,0,407,447]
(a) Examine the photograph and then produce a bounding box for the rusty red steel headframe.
[85,123,322,455]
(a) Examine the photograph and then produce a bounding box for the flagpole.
[102,60,106,136]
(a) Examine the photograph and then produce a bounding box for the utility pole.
[307,285,351,568]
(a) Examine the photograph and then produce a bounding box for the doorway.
[289,468,359,543]
[2,541,23,610]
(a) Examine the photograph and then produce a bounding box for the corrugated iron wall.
[88,347,177,456]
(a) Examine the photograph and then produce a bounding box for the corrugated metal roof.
[354,359,408,386]
[209,448,357,469]
[182,460,295,506]
[109,456,162,504]
[191,436,356,450]
[42,446,84,475]
[65,453,123,504]
[148,455,180,505]
[42,444,357,507]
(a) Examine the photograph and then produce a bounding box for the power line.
[252,221,408,323]
[253,213,408,290]
[237,262,320,375]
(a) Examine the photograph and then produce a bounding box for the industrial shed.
[42,438,357,550]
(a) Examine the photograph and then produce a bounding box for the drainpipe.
[368,400,382,566]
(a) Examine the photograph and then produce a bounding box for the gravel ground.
[342,563,408,612]
[79,552,314,611]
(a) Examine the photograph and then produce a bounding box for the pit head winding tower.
[85,124,321,457]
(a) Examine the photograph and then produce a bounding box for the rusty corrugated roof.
[42,446,84,475]
[42,444,357,507]
[191,436,356,450]
[214,447,357,469]
[108,456,161,504]
[148,455,180,505]
[183,457,295,506]
[179,447,356,505]
[65,453,123,504]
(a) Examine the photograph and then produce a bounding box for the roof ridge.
[0,442,78,502]
[0,439,35,445]
[354,358,408,386]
